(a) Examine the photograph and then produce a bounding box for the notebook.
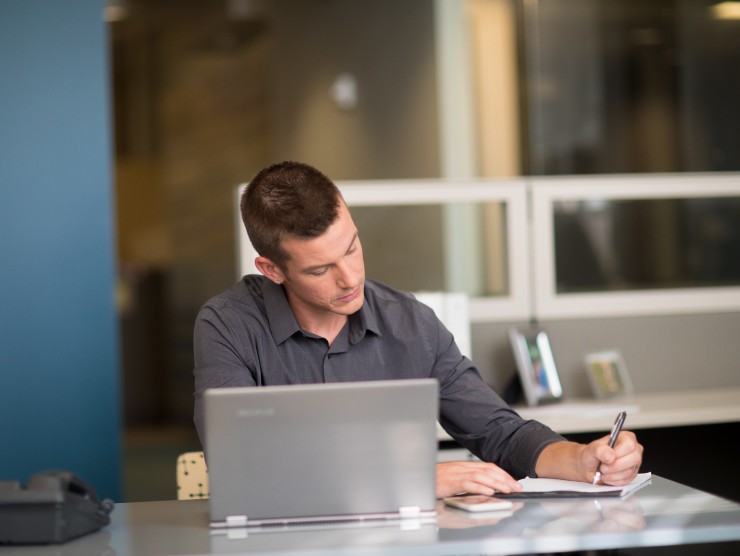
[204,379,439,528]
[496,472,652,499]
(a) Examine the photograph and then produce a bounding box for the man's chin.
[334,291,364,314]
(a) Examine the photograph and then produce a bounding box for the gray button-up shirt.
[193,275,564,478]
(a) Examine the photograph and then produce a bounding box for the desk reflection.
[0,532,114,556]
[209,520,439,553]
[438,492,647,539]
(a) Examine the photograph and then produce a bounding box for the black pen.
[593,411,627,485]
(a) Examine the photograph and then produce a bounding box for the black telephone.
[0,470,114,545]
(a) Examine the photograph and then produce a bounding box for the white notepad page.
[517,472,652,497]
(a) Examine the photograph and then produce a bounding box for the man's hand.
[535,431,643,485]
[436,461,523,499]
[588,430,644,485]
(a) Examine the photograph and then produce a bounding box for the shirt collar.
[349,291,382,344]
[263,280,301,344]
[264,280,382,345]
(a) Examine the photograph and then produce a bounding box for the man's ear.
[255,256,286,284]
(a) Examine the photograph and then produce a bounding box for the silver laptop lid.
[204,379,438,527]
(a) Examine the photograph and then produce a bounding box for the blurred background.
[3,0,739,502]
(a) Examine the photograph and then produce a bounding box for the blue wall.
[0,0,121,500]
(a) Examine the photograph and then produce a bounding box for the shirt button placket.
[323,351,335,382]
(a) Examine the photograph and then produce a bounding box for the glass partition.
[531,173,740,319]
[351,202,510,296]
[338,180,530,322]
[554,197,740,294]
[522,0,740,175]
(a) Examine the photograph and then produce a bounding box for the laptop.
[204,378,439,528]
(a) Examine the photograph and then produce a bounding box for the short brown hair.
[240,161,343,269]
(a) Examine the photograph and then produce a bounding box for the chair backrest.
[176,451,209,500]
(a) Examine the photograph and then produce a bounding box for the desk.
[2,476,739,556]
[437,387,740,503]
[437,387,740,440]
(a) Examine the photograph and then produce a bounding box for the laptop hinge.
[225,515,248,527]
[398,506,421,518]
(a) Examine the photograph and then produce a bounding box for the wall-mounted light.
[329,73,358,110]
[711,1,740,20]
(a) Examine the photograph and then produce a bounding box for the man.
[193,161,643,499]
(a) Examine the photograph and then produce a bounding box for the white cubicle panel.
[413,291,471,358]
[529,172,740,319]
[234,184,253,276]
[235,179,532,323]
[338,180,531,323]
[236,172,740,323]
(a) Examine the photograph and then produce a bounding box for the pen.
[593,410,627,485]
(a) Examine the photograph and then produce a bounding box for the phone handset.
[0,469,115,544]
[27,470,115,518]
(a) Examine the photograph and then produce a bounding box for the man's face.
[278,202,366,320]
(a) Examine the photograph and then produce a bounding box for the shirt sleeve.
[428,316,565,478]
[192,303,258,450]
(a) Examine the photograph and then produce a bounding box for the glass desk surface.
[2,475,740,556]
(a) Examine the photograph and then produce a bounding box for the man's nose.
[335,260,358,287]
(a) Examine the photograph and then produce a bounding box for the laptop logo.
[236,408,276,417]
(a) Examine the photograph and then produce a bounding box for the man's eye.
[310,268,329,276]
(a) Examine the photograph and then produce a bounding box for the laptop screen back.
[204,379,438,527]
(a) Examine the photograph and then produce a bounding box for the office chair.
[176,451,209,500]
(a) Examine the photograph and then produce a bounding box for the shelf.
[437,386,740,439]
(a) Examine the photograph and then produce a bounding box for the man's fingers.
[436,461,522,498]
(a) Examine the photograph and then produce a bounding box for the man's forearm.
[534,440,589,482]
